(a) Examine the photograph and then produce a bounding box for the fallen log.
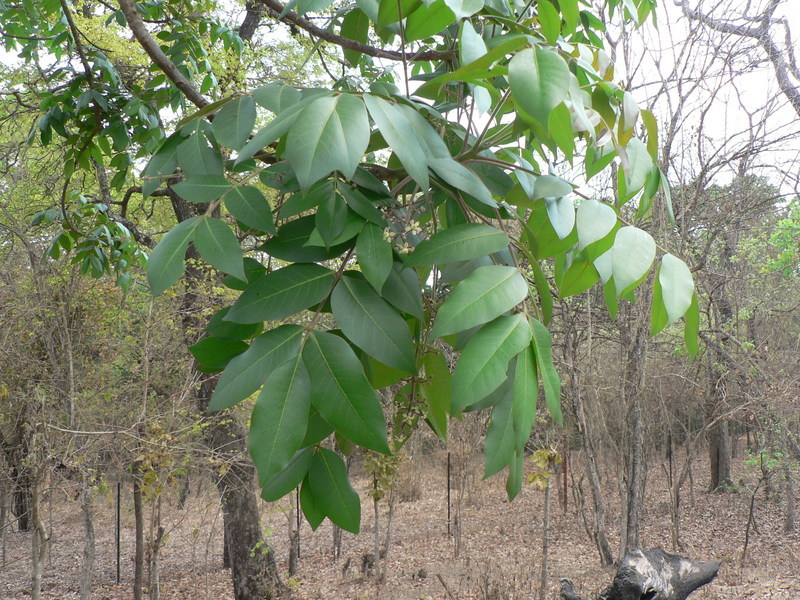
[560,548,721,600]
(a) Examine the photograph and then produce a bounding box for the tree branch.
[256,0,455,63]
[116,0,210,109]
[676,0,800,118]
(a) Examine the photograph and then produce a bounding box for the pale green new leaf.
[659,253,694,323]
[430,265,528,339]
[444,0,483,19]
[331,275,416,372]
[509,47,570,125]
[452,314,532,411]
[249,353,310,486]
[611,226,656,296]
[194,217,246,280]
[303,331,390,454]
[404,223,509,266]
[619,138,652,201]
[576,199,616,250]
[459,20,487,65]
[209,325,305,410]
[226,263,335,324]
[177,133,223,176]
[147,216,201,296]
[286,94,369,189]
[545,196,575,240]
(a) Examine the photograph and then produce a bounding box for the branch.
[116,0,209,108]
[676,0,800,118]
[257,0,455,63]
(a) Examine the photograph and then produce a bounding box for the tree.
[1,1,700,595]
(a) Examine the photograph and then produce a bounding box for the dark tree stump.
[561,548,721,600]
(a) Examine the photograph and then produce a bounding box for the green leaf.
[484,377,515,478]
[194,217,246,280]
[147,216,201,295]
[405,223,509,267]
[650,271,668,337]
[286,94,370,189]
[611,226,656,296]
[533,174,573,200]
[315,189,348,246]
[452,314,532,411]
[300,477,326,530]
[172,175,232,203]
[444,0,483,19]
[512,345,537,450]
[224,185,275,233]
[430,265,528,339]
[377,0,420,27]
[548,103,575,161]
[619,138,652,201]
[405,0,456,42]
[659,253,694,323]
[261,447,314,501]
[249,352,311,485]
[459,20,487,66]
[576,199,616,254]
[189,336,248,372]
[545,196,575,240]
[340,8,370,66]
[559,256,600,297]
[253,83,302,113]
[236,93,329,164]
[420,352,450,440]
[209,325,305,410]
[227,263,334,324]
[509,47,570,126]
[357,223,393,291]
[142,134,180,197]
[684,293,700,357]
[261,216,353,262]
[212,95,256,150]
[177,133,223,177]
[641,108,659,159]
[303,331,391,454]
[382,264,424,320]
[308,448,361,534]
[430,158,496,207]
[538,0,561,45]
[530,318,562,424]
[506,449,523,500]
[206,307,262,341]
[364,94,430,190]
[331,275,416,372]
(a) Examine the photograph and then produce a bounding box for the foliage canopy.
[1,0,699,533]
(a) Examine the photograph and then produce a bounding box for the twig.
[436,574,457,600]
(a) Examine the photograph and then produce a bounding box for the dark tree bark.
[11,465,32,532]
[561,549,721,600]
[133,476,144,600]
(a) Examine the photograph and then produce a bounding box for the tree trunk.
[133,476,145,600]
[539,483,551,600]
[11,465,32,532]
[785,467,795,533]
[709,420,732,491]
[30,464,47,600]
[79,478,95,600]
[199,380,285,600]
[571,389,614,566]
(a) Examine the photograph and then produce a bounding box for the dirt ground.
[1,448,799,600]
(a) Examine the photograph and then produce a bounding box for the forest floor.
[1,446,799,600]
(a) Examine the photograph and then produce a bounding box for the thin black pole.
[116,480,121,584]
[295,487,301,559]
[446,452,451,536]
